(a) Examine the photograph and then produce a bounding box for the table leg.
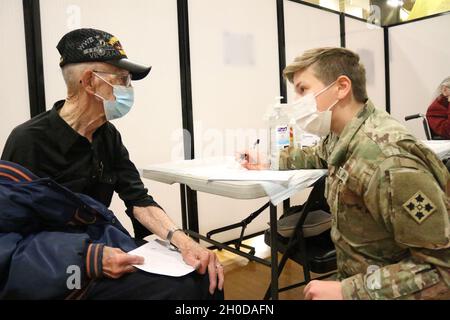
[179,185,188,230]
[186,186,199,234]
[283,199,290,214]
[269,203,279,300]
[179,184,200,242]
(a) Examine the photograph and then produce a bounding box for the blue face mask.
[94,73,134,121]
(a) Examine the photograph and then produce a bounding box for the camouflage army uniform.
[279,100,450,299]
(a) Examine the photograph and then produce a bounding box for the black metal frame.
[206,230,265,251]
[177,0,199,236]
[276,0,292,225]
[206,202,270,255]
[277,0,288,105]
[22,0,46,118]
[340,12,346,48]
[383,27,391,114]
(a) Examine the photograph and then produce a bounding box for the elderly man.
[1,28,224,299]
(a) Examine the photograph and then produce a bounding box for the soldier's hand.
[236,150,270,170]
[102,246,144,279]
[304,280,343,300]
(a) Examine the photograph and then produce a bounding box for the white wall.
[188,0,281,242]
[389,14,450,139]
[39,0,184,235]
[0,0,30,153]
[345,17,386,110]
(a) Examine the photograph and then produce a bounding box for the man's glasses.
[93,70,132,87]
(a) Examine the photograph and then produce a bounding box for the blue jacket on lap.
[0,160,138,299]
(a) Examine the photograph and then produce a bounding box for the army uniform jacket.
[280,100,450,299]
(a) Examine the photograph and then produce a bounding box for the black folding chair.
[263,175,337,299]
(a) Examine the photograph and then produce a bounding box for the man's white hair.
[435,76,450,99]
[61,62,101,94]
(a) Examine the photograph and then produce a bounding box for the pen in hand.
[239,139,260,162]
[253,139,260,149]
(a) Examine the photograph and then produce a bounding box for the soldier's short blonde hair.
[283,47,368,103]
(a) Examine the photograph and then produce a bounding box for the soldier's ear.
[336,75,351,100]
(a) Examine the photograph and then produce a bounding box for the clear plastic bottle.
[268,97,290,170]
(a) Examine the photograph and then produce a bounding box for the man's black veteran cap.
[57,28,151,80]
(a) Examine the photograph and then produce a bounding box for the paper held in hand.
[128,239,195,277]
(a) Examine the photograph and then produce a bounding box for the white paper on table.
[260,169,327,205]
[422,140,450,159]
[143,156,240,178]
[207,169,298,182]
[128,239,195,277]
[142,157,327,204]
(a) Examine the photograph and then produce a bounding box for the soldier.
[243,47,450,299]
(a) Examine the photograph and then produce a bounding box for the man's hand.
[102,246,144,279]
[304,280,343,300]
[236,149,270,170]
[132,205,224,294]
[179,240,225,295]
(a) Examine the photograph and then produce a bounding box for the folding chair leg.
[303,263,311,283]
[298,231,311,283]
[263,237,300,300]
[264,234,312,299]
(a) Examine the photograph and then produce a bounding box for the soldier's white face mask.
[290,81,338,137]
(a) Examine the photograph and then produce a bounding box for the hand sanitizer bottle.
[268,97,290,170]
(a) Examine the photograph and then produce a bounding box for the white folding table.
[142,158,326,300]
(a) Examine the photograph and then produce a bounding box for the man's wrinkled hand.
[179,240,224,295]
